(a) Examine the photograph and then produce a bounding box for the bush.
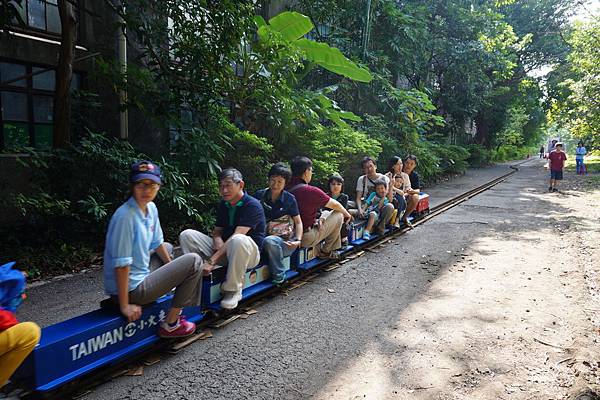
[492,145,533,162]
[1,131,216,278]
[466,144,494,167]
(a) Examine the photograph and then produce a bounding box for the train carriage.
[12,193,431,394]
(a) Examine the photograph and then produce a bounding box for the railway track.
[20,161,528,400]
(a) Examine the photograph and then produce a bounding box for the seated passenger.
[385,156,409,226]
[355,156,394,233]
[362,179,392,240]
[326,173,350,245]
[287,156,352,259]
[253,163,303,285]
[180,168,265,310]
[104,161,202,338]
[0,265,40,388]
[0,316,40,388]
[327,173,349,209]
[402,154,421,228]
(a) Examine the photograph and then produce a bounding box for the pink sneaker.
[158,317,196,338]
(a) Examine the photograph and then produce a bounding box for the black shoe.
[549,186,553,192]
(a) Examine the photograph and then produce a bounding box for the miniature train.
[13,194,430,393]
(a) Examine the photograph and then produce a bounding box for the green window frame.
[0,60,81,151]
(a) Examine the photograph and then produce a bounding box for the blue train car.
[13,192,431,393]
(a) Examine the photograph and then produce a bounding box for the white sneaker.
[221,290,243,309]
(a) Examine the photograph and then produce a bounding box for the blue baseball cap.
[130,160,161,184]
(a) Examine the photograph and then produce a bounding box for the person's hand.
[284,240,301,249]
[317,218,325,231]
[212,237,224,252]
[121,304,142,322]
[344,213,353,224]
[357,208,364,218]
[202,260,216,276]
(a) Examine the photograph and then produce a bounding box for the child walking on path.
[548,143,567,192]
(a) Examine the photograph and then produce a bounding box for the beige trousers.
[179,230,260,293]
[301,210,344,256]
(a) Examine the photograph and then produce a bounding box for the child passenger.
[385,156,409,226]
[0,263,40,388]
[362,179,390,240]
[327,173,349,209]
[327,173,350,244]
[103,161,202,338]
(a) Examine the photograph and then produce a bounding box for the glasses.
[134,182,160,190]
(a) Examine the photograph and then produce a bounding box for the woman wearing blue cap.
[103,161,202,338]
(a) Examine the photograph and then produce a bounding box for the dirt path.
[310,160,600,399]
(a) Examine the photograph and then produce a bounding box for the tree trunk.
[474,112,490,148]
[53,0,77,149]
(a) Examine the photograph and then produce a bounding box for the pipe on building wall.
[118,2,128,140]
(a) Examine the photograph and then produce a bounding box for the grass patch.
[565,155,600,173]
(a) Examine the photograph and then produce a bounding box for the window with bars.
[0,60,81,150]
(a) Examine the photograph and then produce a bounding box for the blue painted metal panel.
[16,295,204,392]
[202,255,299,309]
[296,257,327,271]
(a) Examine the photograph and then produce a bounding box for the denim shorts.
[550,170,563,180]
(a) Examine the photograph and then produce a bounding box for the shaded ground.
[14,159,600,400]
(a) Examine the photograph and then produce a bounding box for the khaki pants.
[301,210,343,256]
[129,247,203,309]
[179,230,260,293]
[374,203,394,234]
[0,322,40,387]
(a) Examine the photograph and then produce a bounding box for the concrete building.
[0,0,165,154]
[0,0,168,226]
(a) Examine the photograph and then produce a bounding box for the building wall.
[0,0,166,226]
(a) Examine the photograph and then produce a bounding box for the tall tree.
[53,0,77,148]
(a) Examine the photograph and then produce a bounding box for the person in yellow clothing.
[0,317,40,387]
[0,261,40,387]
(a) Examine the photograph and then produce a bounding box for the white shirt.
[356,173,390,197]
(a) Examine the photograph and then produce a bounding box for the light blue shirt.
[576,146,586,160]
[103,197,164,295]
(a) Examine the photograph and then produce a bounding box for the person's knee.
[17,322,41,348]
[263,236,280,252]
[179,229,197,246]
[227,234,252,254]
[331,210,344,222]
[183,253,202,273]
[228,234,247,245]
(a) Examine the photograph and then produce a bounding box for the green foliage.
[223,128,274,193]
[492,145,533,162]
[1,131,216,276]
[548,17,600,149]
[466,144,494,167]
[257,11,373,82]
